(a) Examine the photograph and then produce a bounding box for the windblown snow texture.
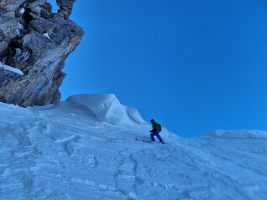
[0,94,267,199]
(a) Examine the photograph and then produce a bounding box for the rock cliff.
[0,0,83,107]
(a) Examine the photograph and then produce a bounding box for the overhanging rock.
[0,0,83,107]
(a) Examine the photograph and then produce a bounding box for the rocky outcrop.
[56,0,75,19]
[0,0,83,107]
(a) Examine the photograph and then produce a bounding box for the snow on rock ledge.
[0,62,24,75]
[208,130,267,139]
[66,94,147,126]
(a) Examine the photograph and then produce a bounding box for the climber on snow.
[150,119,165,144]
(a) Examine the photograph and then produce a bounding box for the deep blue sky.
[49,0,267,137]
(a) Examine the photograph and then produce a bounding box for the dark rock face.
[56,0,75,19]
[0,0,83,107]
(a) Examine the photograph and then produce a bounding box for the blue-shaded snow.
[0,95,266,199]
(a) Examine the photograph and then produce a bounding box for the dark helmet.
[151,119,156,123]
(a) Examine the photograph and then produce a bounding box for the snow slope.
[0,94,267,200]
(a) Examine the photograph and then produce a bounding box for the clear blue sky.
[49,0,267,137]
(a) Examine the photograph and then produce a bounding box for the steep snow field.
[0,94,267,200]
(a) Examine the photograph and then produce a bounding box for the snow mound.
[208,130,267,139]
[66,94,147,126]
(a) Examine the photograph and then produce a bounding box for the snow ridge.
[208,130,267,139]
[66,94,147,126]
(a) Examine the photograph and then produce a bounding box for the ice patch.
[43,32,51,40]
[20,8,25,14]
[17,22,24,30]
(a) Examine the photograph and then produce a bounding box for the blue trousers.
[150,131,163,143]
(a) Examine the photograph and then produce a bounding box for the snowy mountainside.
[0,94,267,200]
